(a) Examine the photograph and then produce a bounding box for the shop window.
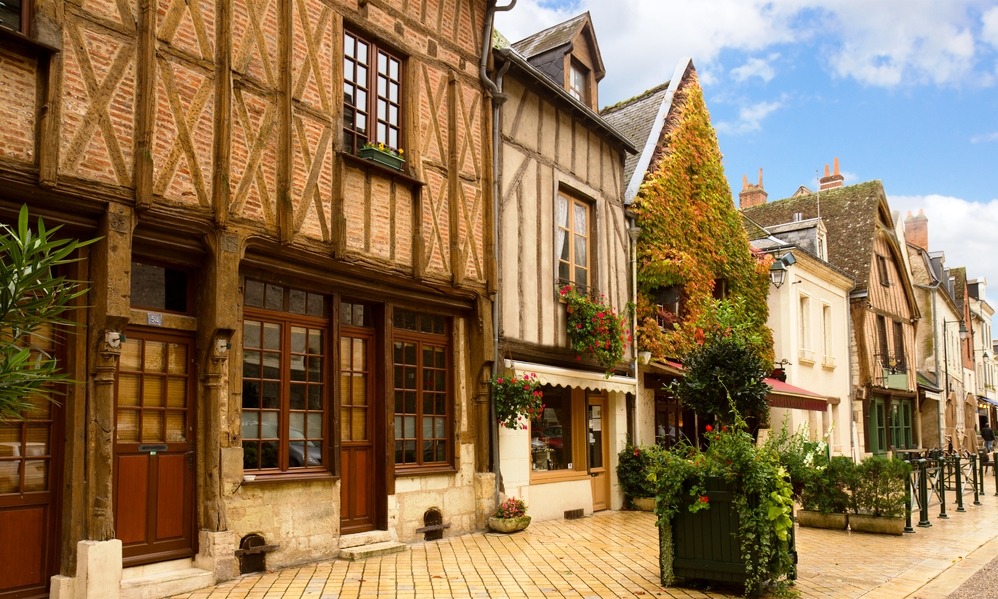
[393,309,450,469]
[241,281,328,474]
[530,386,574,472]
[343,29,404,154]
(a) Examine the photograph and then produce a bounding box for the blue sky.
[496,1,998,328]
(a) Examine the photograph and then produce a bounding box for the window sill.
[529,469,589,485]
[395,465,458,477]
[343,151,424,187]
[0,27,60,56]
[241,471,339,485]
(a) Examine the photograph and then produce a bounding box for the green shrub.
[617,443,655,504]
[801,456,855,514]
[851,456,911,517]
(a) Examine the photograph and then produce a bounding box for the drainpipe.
[479,0,515,506]
[847,300,858,461]
[627,220,640,439]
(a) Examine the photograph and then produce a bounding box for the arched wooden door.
[114,328,196,565]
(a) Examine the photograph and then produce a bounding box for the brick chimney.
[818,157,844,190]
[904,208,929,250]
[739,168,767,209]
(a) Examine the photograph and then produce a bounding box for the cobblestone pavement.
[172,486,998,598]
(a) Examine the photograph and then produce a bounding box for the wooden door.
[587,395,609,511]
[339,327,377,534]
[0,327,64,599]
[114,329,196,565]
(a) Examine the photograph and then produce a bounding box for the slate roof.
[601,82,670,193]
[741,180,888,293]
[512,12,589,61]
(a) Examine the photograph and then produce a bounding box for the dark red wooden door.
[114,329,196,565]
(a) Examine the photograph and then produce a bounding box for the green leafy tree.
[669,299,771,426]
[0,206,93,421]
[631,74,772,362]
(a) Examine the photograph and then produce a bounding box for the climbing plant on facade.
[631,74,772,363]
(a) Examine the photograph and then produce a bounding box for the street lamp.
[769,252,795,288]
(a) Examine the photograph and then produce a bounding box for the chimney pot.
[819,157,845,191]
[738,168,768,210]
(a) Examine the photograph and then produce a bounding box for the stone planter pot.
[848,514,905,536]
[797,509,848,530]
[632,497,655,512]
[488,515,531,533]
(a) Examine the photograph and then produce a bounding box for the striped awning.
[505,359,637,395]
[765,378,830,412]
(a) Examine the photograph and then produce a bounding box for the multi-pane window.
[242,280,327,473]
[876,255,890,287]
[892,321,906,371]
[869,398,887,454]
[393,309,450,468]
[556,192,591,290]
[340,302,373,444]
[569,61,588,104]
[116,334,191,445]
[889,400,914,450]
[343,30,403,154]
[0,0,28,35]
[876,315,889,368]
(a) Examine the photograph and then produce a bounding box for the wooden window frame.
[342,29,404,155]
[556,192,592,293]
[876,254,890,287]
[869,397,887,455]
[889,399,914,450]
[568,59,589,105]
[241,282,330,479]
[876,314,889,368]
[529,386,589,484]
[392,311,452,473]
[892,320,906,372]
[0,0,30,36]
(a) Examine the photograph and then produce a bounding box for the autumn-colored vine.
[631,74,773,363]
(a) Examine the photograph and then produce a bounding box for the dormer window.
[569,60,589,105]
[817,231,827,260]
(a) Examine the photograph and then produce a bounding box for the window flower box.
[359,144,405,171]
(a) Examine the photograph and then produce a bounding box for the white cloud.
[982,6,998,47]
[716,99,784,135]
[889,194,998,316]
[971,131,998,144]
[731,55,780,83]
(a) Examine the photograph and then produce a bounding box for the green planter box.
[660,477,797,590]
[359,147,405,171]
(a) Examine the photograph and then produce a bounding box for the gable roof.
[742,180,891,294]
[510,12,605,80]
[601,58,694,203]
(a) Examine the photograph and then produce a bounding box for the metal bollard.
[917,459,931,527]
[980,453,986,495]
[955,455,965,512]
[939,456,949,519]
[994,452,998,497]
[972,454,981,506]
[904,469,914,533]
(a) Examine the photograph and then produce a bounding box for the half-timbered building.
[743,161,921,456]
[0,1,496,597]
[490,13,637,521]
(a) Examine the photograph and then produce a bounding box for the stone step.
[120,567,214,599]
[338,540,408,561]
[339,530,392,549]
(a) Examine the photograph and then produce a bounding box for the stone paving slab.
[172,487,998,599]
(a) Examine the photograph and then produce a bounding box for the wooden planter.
[660,477,797,590]
[848,514,905,536]
[797,509,848,530]
[488,515,531,533]
[359,147,405,171]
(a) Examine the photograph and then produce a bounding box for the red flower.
[705,424,713,432]
[633,448,641,457]
[699,495,709,503]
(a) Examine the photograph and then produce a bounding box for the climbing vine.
[631,74,773,363]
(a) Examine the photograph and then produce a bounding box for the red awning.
[765,377,828,412]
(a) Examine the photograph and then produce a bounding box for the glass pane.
[260,441,279,468]
[390,82,399,103]
[423,441,434,463]
[341,337,352,367]
[141,412,163,442]
[394,441,403,464]
[423,416,433,439]
[344,33,355,57]
[404,415,416,438]
[118,375,141,406]
[291,356,306,381]
[242,412,259,439]
[289,290,305,314]
[291,327,306,353]
[405,390,416,413]
[263,323,281,350]
[262,353,280,379]
[261,411,279,438]
[289,442,305,467]
[351,409,367,441]
[121,340,141,370]
[404,440,416,462]
[352,377,367,406]
[290,384,306,409]
[264,284,283,310]
[435,417,445,438]
[404,367,417,391]
[167,378,186,407]
[145,341,166,373]
[243,442,260,469]
[308,356,323,381]
[389,58,398,79]
[166,413,186,442]
[358,65,368,87]
[308,385,322,410]
[23,460,47,492]
[244,281,265,308]
[558,262,570,282]
[143,378,164,407]
[25,425,47,448]
[388,129,398,149]
[574,202,587,232]
[436,443,446,462]
[168,343,187,374]
[352,339,366,370]
[243,381,261,408]
[306,293,325,317]
[576,266,588,287]
[357,40,368,62]
[394,415,402,435]
[575,236,588,267]
[307,414,322,439]
[289,412,305,438]
[117,411,139,442]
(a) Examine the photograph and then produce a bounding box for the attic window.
[817,232,827,261]
[568,60,589,105]
[876,255,890,287]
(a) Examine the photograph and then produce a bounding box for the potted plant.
[848,455,911,535]
[359,142,405,171]
[559,284,630,375]
[617,443,656,510]
[491,372,544,430]
[798,456,855,530]
[488,496,530,533]
[647,417,796,596]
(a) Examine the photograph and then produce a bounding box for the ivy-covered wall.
[631,75,773,362]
